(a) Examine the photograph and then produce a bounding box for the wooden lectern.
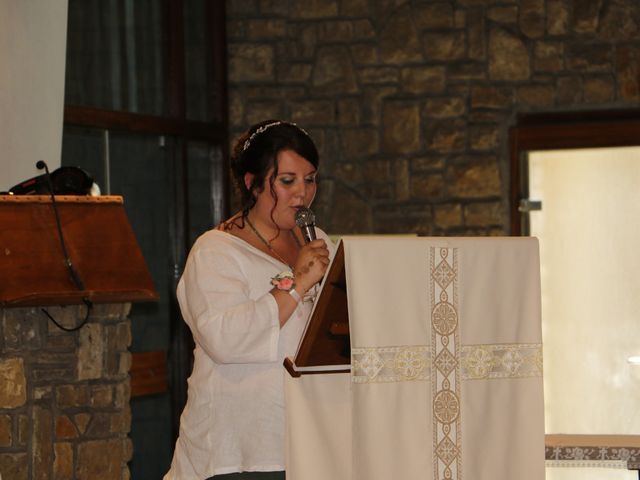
[0,195,158,306]
[285,237,640,478]
[284,236,546,480]
[1,194,162,397]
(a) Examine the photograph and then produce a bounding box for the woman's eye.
[304,176,316,184]
[279,177,294,185]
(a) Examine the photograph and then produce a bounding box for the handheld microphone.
[295,207,317,244]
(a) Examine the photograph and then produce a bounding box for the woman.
[164,120,334,479]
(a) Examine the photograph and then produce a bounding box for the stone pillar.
[0,303,132,480]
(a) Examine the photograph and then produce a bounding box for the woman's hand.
[292,239,330,295]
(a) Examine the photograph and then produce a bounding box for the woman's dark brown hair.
[229,120,319,226]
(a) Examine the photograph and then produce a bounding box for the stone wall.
[226,0,640,235]
[0,304,132,480]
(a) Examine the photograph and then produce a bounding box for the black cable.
[36,160,85,290]
[41,298,93,332]
[36,160,91,331]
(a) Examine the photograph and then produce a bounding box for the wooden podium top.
[0,195,158,306]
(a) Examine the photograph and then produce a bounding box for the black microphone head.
[295,207,317,243]
[295,207,315,228]
[36,160,47,171]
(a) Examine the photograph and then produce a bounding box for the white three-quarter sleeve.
[176,240,280,365]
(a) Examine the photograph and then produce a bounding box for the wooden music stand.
[284,241,351,377]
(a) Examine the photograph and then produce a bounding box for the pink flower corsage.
[271,271,295,291]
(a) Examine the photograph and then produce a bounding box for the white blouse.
[164,228,335,479]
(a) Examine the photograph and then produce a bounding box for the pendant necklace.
[245,216,301,268]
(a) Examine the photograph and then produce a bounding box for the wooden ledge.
[131,351,168,397]
[546,434,640,448]
[0,194,123,204]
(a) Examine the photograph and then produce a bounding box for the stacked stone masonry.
[0,304,132,480]
[227,0,640,235]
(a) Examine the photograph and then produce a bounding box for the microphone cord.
[41,299,92,332]
[36,160,93,331]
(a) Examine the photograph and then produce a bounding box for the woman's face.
[248,149,317,230]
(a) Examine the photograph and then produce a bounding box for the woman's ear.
[244,172,255,194]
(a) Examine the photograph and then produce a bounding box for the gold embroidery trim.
[351,344,542,383]
[461,343,543,380]
[431,247,462,480]
[352,346,430,383]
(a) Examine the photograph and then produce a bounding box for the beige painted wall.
[0,0,68,191]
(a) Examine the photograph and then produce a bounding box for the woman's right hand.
[292,239,330,295]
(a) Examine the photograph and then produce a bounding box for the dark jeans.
[207,472,285,480]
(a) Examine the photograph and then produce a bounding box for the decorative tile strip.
[431,247,462,480]
[460,343,543,380]
[545,446,640,469]
[351,346,430,383]
[546,460,628,469]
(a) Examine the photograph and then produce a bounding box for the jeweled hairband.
[241,121,310,152]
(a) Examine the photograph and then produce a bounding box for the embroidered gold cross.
[351,247,543,480]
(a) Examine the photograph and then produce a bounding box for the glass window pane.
[529,147,640,437]
[187,141,227,244]
[65,0,168,115]
[187,141,213,242]
[60,126,106,191]
[108,131,171,352]
[184,0,221,122]
[130,395,172,478]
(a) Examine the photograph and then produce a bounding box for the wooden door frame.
[509,109,640,235]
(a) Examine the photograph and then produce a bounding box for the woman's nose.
[293,180,306,197]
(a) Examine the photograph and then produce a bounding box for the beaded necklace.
[245,216,301,267]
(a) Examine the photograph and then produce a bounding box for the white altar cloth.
[285,236,545,480]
